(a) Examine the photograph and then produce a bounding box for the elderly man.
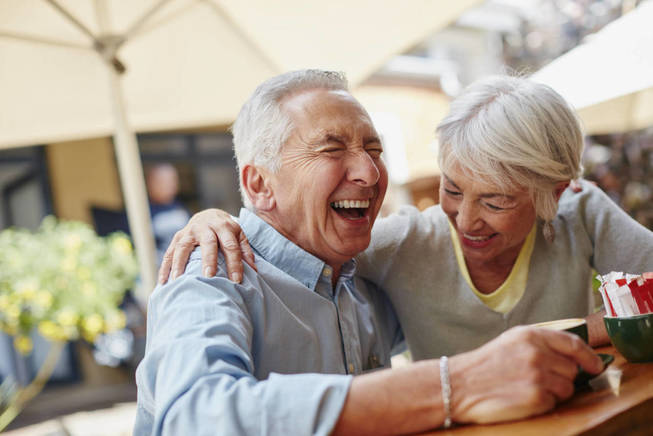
[135,70,601,435]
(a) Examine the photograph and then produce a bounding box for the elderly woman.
[159,75,653,359]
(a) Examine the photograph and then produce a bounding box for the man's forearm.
[332,360,445,436]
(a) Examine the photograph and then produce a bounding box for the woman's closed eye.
[484,202,506,211]
[482,199,517,211]
[444,188,462,197]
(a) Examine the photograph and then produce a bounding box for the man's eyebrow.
[443,174,515,200]
[363,135,381,145]
[324,133,347,143]
[317,132,380,145]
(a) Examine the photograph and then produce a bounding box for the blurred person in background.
[135,70,604,435]
[145,163,190,265]
[161,75,653,360]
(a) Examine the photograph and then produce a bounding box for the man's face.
[263,89,387,269]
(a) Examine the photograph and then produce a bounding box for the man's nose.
[456,200,482,232]
[347,151,380,187]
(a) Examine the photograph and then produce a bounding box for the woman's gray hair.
[436,75,584,240]
[232,69,349,208]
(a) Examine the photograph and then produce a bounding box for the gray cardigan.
[357,181,653,359]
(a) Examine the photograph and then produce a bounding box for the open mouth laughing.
[461,232,498,248]
[330,199,371,219]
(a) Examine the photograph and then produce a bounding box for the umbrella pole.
[106,66,157,305]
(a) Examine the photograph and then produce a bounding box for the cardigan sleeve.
[567,180,653,274]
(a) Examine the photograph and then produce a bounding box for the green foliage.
[0,217,138,353]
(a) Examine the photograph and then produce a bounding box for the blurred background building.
[0,0,651,434]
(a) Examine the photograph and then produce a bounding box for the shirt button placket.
[340,280,359,375]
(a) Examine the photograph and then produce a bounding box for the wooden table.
[426,346,653,436]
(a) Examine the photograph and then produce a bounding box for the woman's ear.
[242,165,275,211]
[554,181,571,202]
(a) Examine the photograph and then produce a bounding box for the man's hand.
[158,209,255,284]
[449,326,604,424]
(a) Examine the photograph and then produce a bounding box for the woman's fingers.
[158,232,180,284]
[216,226,244,282]
[199,230,220,279]
[170,233,201,281]
[240,231,257,272]
[156,209,254,284]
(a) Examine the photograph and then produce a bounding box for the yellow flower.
[6,304,20,321]
[35,291,54,309]
[56,309,79,327]
[16,279,38,299]
[64,233,82,251]
[38,320,66,340]
[112,236,133,255]
[14,335,33,354]
[82,314,103,342]
[82,282,97,296]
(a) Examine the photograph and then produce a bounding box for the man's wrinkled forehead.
[280,88,378,140]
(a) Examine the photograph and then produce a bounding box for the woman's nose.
[456,201,483,232]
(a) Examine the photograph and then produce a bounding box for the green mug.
[532,318,612,386]
[604,313,653,363]
[532,318,589,343]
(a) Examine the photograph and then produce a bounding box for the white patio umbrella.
[532,0,653,134]
[0,0,482,299]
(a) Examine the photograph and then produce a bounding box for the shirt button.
[348,363,354,373]
[323,268,332,277]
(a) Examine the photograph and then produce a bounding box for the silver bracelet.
[439,356,452,428]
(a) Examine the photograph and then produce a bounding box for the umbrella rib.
[203,0,282,73]
[0,31,91,50]
[123,0,176,41]
[44,0,99,44]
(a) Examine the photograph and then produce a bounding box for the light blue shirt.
[135,208,403,436]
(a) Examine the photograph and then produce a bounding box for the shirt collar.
[239,208,356,291]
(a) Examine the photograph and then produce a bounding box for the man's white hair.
[231,69,349,209]
[436,75,584,237]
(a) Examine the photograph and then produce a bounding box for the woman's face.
[439,164,537,268]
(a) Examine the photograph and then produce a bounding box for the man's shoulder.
[150,248,241,306]
[371,204,447,246]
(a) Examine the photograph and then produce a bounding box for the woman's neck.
[465,252,520,295]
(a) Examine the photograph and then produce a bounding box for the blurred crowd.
[503,0,645,72]
[584,128,653,229]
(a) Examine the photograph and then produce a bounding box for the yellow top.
[448,222,537,314]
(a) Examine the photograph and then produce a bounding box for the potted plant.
[0,216,138,430]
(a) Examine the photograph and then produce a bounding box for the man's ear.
[554,181,570,202]
[242,165,275,211]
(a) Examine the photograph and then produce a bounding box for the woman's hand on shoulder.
[158,209,256,284]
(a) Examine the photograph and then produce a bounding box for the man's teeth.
[463,233,492,241]
[331,200,370,208]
